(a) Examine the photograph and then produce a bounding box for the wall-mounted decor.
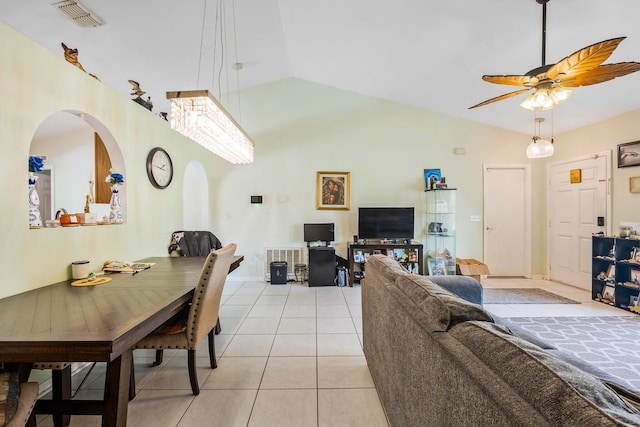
[570,169,582,183]
[316,171,350,210]
[617,141,640,168]
[630,176,640,193]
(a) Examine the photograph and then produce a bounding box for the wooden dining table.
[0,255,243,427]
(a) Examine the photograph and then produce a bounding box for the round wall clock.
[146,147,173,189]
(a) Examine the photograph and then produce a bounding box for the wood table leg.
[102,350,132,427]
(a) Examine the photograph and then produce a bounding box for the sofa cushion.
[395,274,494,332]
[365,255,408,284]
[0,372,20,427]
[450,321,640,426]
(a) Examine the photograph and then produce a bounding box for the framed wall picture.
[631,269,640,285]
[630,176,640,193]
[617,141,640,168]
[316,171,350,210]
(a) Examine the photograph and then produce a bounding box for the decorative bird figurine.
[159,112,168,121]
[128,80,146,97]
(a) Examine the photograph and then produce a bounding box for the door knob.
[486,226,493,231]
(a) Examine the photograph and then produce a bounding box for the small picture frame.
[617,141,640,168]
[316,171,350,210]
[601,284,616,303]
[607,264,616,279]
[631,269,640,284]
[424,169,442,190]
[428,258,447,276]
[570,168,582,183]
[631,176,640,193]
[408,250,418,263]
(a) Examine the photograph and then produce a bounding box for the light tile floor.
[35,276,626,426]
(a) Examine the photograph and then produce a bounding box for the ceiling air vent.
[51,0,104,28]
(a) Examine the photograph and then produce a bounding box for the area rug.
[506,316,640,392]
[483,288,580,304]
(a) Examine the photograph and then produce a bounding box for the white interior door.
[548,152,610,289]
[483,165,531,277]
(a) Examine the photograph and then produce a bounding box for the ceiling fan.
[469,0,640,110]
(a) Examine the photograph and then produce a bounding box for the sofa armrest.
[425,275,483,305]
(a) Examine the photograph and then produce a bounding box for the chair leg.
[188,349,199,395]
[208,329,217,369]
[52,365,71,427]
[26,410,37,427]
[129,354,136,401]
[215,317,222,335]
[153,349,164,366]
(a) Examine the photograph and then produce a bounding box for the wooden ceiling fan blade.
[547,37,626,81]
[560,62,640,87]
[482,75,534,87]
[469,89,531,109]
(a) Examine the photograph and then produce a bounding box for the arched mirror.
[29,110,126,227]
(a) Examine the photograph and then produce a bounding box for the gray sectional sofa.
[362,255,640,427]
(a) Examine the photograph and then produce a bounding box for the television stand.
[348,242,423,286]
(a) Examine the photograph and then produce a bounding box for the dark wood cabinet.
[348,242,423,286]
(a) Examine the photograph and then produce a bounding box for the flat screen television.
[304,223,335,242]
[358,207,414,240]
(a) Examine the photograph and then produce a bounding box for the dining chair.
[132,243,236,396]
[0,369,38,427]
[168,230,224,336]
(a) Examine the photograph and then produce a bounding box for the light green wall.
[4,19,638,298]
[0,21,231,299]
[221,79,549,276]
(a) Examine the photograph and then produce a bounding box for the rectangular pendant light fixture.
[166,90,254,164]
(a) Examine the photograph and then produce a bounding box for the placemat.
[71,277,112,287]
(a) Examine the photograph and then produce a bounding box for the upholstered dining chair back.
[186,242,236,349]
[132,243,237,396]
[168,231,223,257]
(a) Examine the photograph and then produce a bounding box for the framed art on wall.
[617,141,640,168]
[630,176,640,193]
[316,171,350,210]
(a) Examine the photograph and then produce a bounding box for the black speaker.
[308,247,336,287]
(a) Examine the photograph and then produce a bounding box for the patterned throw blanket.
[0,372,19,427]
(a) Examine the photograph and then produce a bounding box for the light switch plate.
[470,215,481,222]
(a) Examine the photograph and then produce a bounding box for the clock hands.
[153,164,166,171]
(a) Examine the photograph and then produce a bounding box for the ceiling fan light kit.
[469,0,640,111]
[520,85,571,111]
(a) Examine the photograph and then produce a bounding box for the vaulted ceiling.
[3,0,640,136]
